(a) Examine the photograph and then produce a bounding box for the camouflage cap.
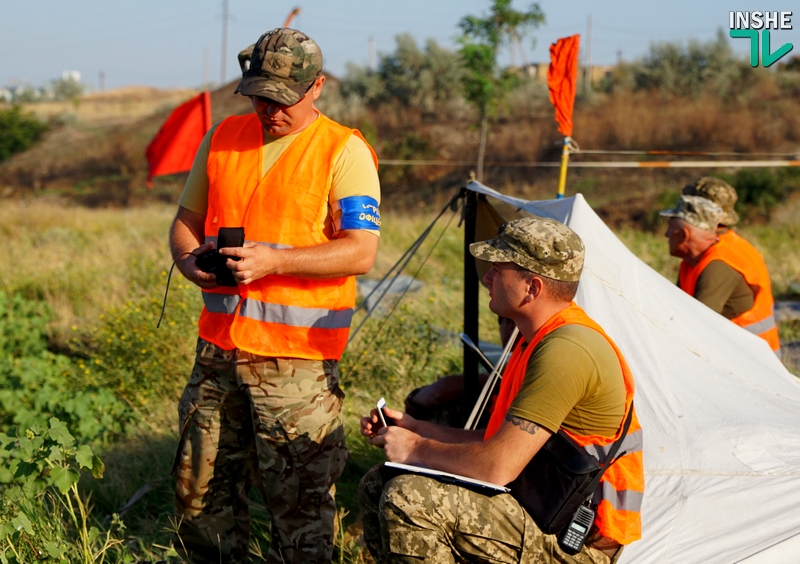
[682,176,739,226]
[234,28,323,105]
[659,195,724,232]
[469,216,585,282]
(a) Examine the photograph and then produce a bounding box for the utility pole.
[585,15,593,94]
[99,70,105,92]
[369,37,376,71]
[220,0,229,85]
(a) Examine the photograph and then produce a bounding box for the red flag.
[547,35,580,137]
[146,91,211,187]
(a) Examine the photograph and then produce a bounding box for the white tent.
[467,182,800,563]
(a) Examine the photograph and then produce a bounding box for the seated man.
[359,217,644,563]
[661,194,781,356]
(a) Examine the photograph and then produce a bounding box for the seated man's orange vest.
[679,230,780,354]
[198,113,377,360]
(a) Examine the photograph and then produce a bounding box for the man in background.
[169,28,380,563]
[661,193,780,356]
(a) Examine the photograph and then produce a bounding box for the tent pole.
[463,188,480,424]
[556,136,571,199]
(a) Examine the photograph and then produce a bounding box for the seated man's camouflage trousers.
[358,465,613,564]
[172,337,347,564]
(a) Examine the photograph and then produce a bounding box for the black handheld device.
[196,227,244,287]
[376,397,396,428]
[558,502,595,555]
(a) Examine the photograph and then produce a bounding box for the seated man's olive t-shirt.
[694,260,755,320]
[507,324,626,437]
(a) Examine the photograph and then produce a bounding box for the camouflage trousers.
[172,338,347,564]
[358,465,613,564]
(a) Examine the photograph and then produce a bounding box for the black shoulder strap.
[582,402,634,498]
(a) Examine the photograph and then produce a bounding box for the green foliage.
[458,0,544,119]
[0,106,48,162]
[342,35,465,115]
[717,168,800,221]
[604,30,762,99]
[343,303,462,404]
[0,292,130,444]
[0,419,129,563]
[76,267,202,406]
[51,78,84,102]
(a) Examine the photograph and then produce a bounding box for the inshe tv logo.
[729,11,794,67]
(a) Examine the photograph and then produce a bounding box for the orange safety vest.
[197,113,377,360]
[485,303,644,546]
[678,229,781,356]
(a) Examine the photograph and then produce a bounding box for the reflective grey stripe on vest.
[591,481,644,513]
[205,236,293,250]
[583,429,643,462]
[203,293,241,315]
[741,315,776,335]
[775,348,783,360]
[239,298,354,329]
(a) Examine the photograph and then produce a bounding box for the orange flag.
[146,91,211,187]
[547,35,580,137]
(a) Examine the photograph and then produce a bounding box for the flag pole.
[556,136,571,199]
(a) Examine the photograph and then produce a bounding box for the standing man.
[661,193,780,357]
[169,28,380,563]
[359,217,644,563]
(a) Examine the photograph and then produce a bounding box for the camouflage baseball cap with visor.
[235,28,323,105]
[469,216,585,282]
[682,177,739,226]
[659,195,724,232]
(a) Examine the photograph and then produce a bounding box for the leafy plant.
[0,419,127,564]
[0,106,48,162]
[0,292,130,444]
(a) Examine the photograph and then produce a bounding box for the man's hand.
[177,242,218,290]
[220,242,278,285]
[369,426,424,465]
[360,405,418,438]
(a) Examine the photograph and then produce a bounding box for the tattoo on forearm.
[505,415,541,435]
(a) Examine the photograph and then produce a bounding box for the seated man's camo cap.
[682,176,739,226]
[469,216,584,282]
[659,195,724,232]
[234,28,323,106]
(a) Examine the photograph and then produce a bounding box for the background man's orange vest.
[197,113,377,360]
[679,230,781,356]
[485,303,644,546]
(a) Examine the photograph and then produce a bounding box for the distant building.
[0,88,12,103]
[62,70,81,82]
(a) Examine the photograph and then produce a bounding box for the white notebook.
[384,461,510,493]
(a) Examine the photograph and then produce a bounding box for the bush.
[0,291,130,444]
[0,106,48,162]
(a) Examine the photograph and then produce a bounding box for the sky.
[1,1,798,91]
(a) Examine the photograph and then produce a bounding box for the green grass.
[0,199,797,561]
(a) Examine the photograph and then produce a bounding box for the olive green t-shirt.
[507,325,626,437]
[694,260,755,320]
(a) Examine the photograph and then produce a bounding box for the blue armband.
[339,196,381,231]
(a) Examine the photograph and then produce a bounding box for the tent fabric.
[466,181,800,563]
[547,34,580,138]
[145,91,212,187]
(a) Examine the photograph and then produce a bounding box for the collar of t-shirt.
[259,112,319,178]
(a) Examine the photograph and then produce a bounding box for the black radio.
[195,227,244,287]
[558,502,595,555]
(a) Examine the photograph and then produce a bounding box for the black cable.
[157,252,193,329]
